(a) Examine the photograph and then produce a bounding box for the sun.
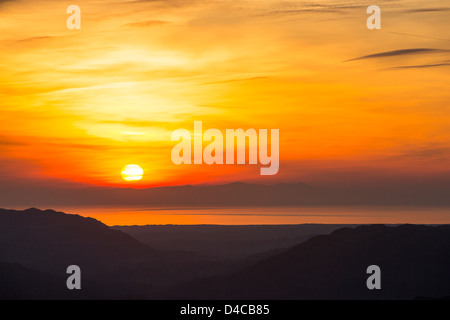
[121,164,144,182]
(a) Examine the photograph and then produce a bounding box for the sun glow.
[0,0,448,188]
[121,164,144,182]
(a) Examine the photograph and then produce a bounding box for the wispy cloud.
[387,63,450,70]
[386,31,450,42]
[201,76,269,85]
[256,4,365,17]
[14,35,75,44]
[405,8,450,13]
[391,145,450,161]
[0,137,26,146]
[14,36,55,43]
[346,48,446,62]
[121,20,169,29]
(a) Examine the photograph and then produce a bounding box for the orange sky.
[0,0,449,189]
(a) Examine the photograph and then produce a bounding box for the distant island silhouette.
[1,182,450,207]
[0,208,449,300]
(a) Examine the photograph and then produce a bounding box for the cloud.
[14,36,55,43]
[405,8,450,13]
[0,0,21,9]
[256,4,365,17]
[0,138,25,146]
[387,63,450,70]
[201,76,269,85]
[386,31,450,42]
[409,147,450,158]
[121,20,169,29]
[14,35,75,44]
[346,48,446,61]
[390,145,450,162]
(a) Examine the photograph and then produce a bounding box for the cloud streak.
[255,4,365,17]
[121,20,169,29]
[346,48,446,61]
[405,8,450,13]
[386,31,450,42]
[201,76,269,85]
[387,63,450,70]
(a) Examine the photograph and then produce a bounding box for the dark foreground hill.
[0,208,162,278]
[165,224,450,300]
[0,208,245,299]
[113,224,354,260]
[1,208,449,300]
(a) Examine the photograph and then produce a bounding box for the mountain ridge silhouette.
[2,181,449,206]
[164,224,450,300]
[1,208,449,299]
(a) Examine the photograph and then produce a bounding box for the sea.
[32,205,450,226]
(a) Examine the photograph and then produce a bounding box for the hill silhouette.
[0,209,229,289]
[0,262,76,300]
[0,208,262,298]
[0,208,166,278]
[114,224,355,260]
[165,224,450,300]
[2,208,449,299]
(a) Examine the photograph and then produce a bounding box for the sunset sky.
[0,0,449,191]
